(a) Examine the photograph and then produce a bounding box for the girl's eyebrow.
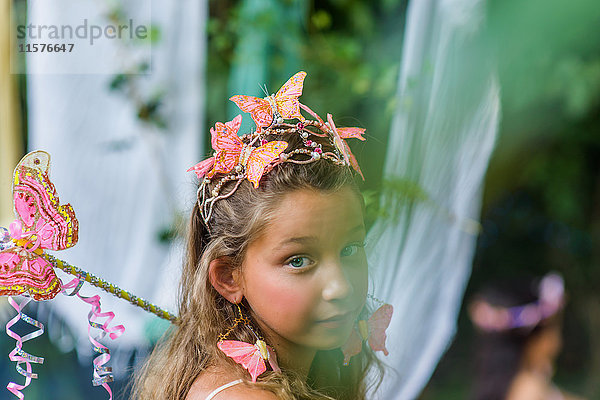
[273,236,318,251]
[273,225,366,251]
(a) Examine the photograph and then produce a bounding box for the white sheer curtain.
[368,0,500,398]
[26,0,206,369]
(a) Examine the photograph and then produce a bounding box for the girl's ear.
[209,257,244,304]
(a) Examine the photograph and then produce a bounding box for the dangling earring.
[217,303,281,382]
[341,295,393,366]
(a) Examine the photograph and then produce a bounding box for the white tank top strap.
[204,379,244,400]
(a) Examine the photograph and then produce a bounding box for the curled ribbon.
[61,278,125,400]
[5,296,45,400]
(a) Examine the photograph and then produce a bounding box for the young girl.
[132,71,390,400]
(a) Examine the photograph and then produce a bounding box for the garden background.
[1,0,599,399]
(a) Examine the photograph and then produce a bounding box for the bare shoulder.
[212,384,280,399]
[186,380,279,400]
[186,366,279,400]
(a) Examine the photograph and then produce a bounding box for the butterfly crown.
[188,71,367,226]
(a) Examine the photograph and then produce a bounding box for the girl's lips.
[318,310,354,323]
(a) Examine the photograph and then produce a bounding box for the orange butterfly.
[187,115,244,179]
[201,115,288,188]
[326,113,366,180]
[230,71,307,131]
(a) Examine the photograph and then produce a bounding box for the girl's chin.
[310,326,356,350]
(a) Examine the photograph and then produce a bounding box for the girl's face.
[241,187,368,351]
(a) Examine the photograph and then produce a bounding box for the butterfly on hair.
[230,71,307,132]
[188,114,288,188]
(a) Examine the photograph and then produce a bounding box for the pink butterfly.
[341,304,393,365]
[326,114,366,180]
[230,71,307,131]
[218,339,281,382]
[188,115,245,179]
[187,157,215,179]
[193,115,288,188]
[0,151,79,301]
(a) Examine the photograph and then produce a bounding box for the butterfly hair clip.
[188,71,367,226]
[230,71,306,132]
[217,304,281,382]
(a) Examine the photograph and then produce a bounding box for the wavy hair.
[131,133,383,399]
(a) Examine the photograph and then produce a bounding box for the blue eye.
[285,256,312,269]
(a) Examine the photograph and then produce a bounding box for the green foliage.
[206,0,408,190]
[467,0,600,395]
[106,5,166,131]
[362,177,430,227]
[549,57,600,118]
[483,0,600,289]
[489,0,600,120]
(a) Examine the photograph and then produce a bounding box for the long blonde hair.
[131,134,382,399]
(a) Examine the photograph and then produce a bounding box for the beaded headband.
[469,273,565,332]
[187,71,366,226]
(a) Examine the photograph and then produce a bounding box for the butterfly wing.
[209,117,244,177]
[341,327,363,366]
[367,304,394,356]
[274,71,306,120]
[266,345,281,373]
[210,151,241,177]
[18,150,50,171]
[211,116,243,152]
[187,156,216,179]
[218,340,258,363]
[218,340,267,382]
[13,151,78,251]
[0,248,62,300]
[244,351,267,383]
[326,114,351,165]
[337,127,366,141]
[343,141,364,180]
[230,95,273,130]
[275,71,306,100]
[224,114,242,138]
[246,141,288,188]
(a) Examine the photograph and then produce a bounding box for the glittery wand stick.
[44,254,179,323]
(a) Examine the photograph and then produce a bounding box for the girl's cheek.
[252,275,317,330]
[345,256,369,299]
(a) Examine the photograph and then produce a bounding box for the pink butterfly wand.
[0,151,125,400]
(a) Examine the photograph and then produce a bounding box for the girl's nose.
[321,260,354,301]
